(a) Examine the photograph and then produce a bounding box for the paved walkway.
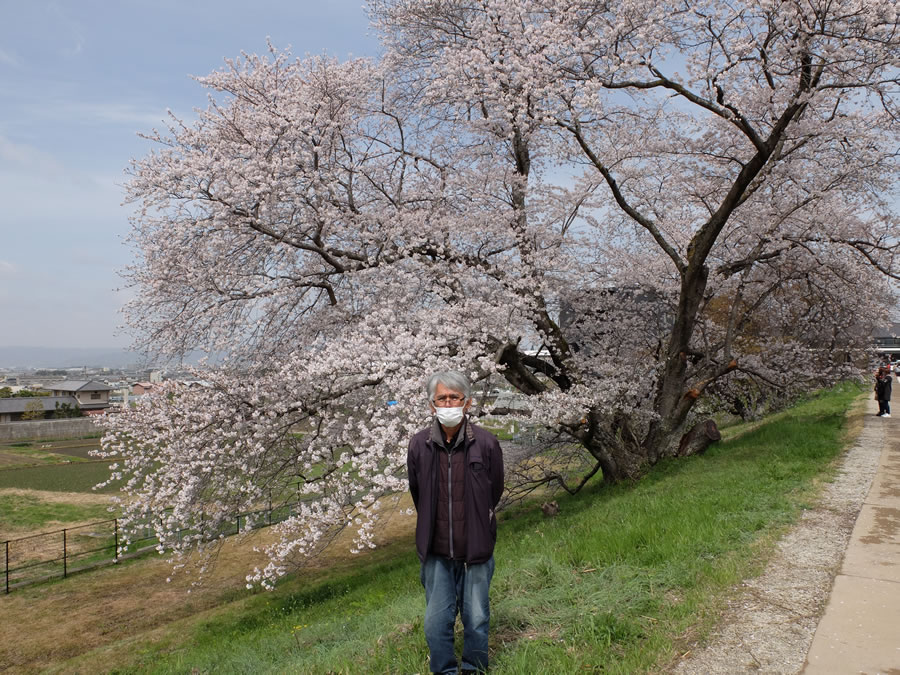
[804,399,900,673]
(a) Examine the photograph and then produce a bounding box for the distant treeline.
[0,388,50,398]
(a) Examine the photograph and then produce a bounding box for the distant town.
[0,361,205,423]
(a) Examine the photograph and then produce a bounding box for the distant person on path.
[407,371,505,674]
[876,366,892,417]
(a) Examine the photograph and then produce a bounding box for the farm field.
[0,436,118,549]
[0,437,103,466]
[0,461,117,493]
[0,437,118,494]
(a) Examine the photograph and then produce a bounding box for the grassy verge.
[0,493,111,532]
[50,382,863,674]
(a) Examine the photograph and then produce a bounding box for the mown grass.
[0,493,112,532]
[81,381,864,675]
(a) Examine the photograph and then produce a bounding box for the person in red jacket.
[407,371,504,674]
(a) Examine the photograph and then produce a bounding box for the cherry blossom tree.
[101,0,899,587]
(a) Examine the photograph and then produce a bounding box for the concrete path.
[804,400,900,674]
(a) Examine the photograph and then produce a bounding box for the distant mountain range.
[0,346,151,370]
[0,346,222,370]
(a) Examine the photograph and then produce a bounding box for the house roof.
[46,380,114,392]
[0,396,79,414]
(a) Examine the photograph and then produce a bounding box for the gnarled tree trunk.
[676,420,721,457]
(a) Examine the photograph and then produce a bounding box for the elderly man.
[407,371,505,674]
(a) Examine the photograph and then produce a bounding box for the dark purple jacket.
[876,374,892,401]
[407,418,504,565]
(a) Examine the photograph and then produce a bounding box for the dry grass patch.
[0,488,115,541]
[841,391,869,441]
[0,487,113,507]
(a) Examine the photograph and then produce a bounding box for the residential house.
[45,380,113,415]
[132,381,155,396]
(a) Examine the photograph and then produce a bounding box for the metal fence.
[3,498,306,594]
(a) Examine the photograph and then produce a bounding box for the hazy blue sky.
[0,0,379,348]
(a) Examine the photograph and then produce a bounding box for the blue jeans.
[420,555,494,673]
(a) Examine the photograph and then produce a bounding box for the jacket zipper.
[448,447,454,560]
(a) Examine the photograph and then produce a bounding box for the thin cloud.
[65,36,84,57]
[72,247,116,267]
[0,260,18,278]
[0,135,66,174]
[0,48,18,67]
[13,99,172,129]
[48,1,86,59]
[70,101,171,127]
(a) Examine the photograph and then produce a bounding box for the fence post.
[63,529,68,578]
[114,519,119,561]
[5,540,8,594]
[236,514,240,534]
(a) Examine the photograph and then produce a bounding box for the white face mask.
[434,405,466,428]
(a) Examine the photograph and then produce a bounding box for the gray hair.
[426,371,472,401]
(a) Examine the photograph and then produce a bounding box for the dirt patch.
[669,395,881,674]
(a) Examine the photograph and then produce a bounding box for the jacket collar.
[430,416,469,451]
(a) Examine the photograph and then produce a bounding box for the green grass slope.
[77,382,862,674]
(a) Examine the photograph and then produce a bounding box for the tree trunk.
[675,419,721,457]
[645,264,710,463]
[579,410,649,483]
